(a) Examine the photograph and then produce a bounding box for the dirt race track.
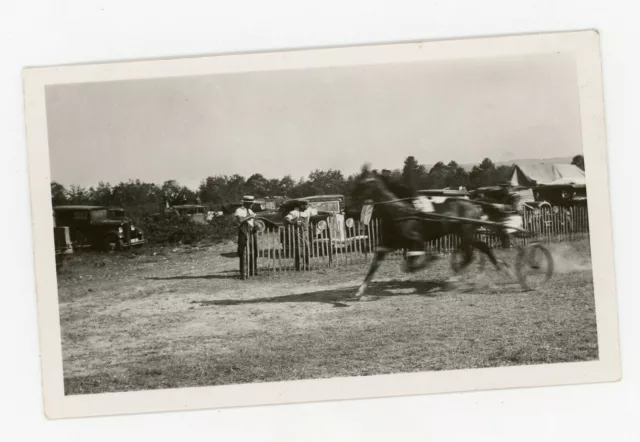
[57,239,598,395]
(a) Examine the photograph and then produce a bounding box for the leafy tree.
[66,185,92,205]
[402,156,421,189]
[278,175,296,197]
[571,154,585,171]
[198,175,246,205]
[245,173,270,197]
[307,169,346,195]
[425,161,448,189]
[266,179,282,197]
[420,161,470,189]
[469,158,498,189]
[50,182,68,206]
[161,180,196,205]
[198,176,228,206]
[444,161,470,189]
[227,174,246,203]
[88,181,113,206]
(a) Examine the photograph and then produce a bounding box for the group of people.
[234,195,317,279]
[233,173,522,279]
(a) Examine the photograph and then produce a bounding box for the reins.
[371,197,416,206]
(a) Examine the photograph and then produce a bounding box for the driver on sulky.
[494,182,522,248]
[234,195,259,279]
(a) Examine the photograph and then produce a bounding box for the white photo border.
[23,29,620,419]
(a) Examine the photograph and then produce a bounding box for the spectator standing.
[284,200,317,271]
[234,195,258,279]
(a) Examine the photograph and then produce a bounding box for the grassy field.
[57,239,597,395]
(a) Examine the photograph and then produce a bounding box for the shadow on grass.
[192,279,448,308]
[146,273,241,281]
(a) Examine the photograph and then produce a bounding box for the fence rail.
[240,204,590,279]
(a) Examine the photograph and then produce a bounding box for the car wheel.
[103,234,123,252]
[254,219,266,233]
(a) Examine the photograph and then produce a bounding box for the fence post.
[245,232,250,279]
[268,228,274,276]
[284,224,290,274]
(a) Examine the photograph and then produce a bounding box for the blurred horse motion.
[351,164,502,299]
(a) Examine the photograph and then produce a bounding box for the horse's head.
[351,163,384,202]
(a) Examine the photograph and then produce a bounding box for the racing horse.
[352,166,502,300]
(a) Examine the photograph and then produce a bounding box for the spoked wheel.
[254,219,266,234]
[515,242,554,291]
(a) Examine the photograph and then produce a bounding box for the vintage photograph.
[24,31,619,418]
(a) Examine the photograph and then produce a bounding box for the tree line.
[51,155,586,215]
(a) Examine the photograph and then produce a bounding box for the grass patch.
[59,239,598,395]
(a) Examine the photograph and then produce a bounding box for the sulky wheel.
[515,242,554,291]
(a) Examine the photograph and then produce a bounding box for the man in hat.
[495,182,520,212]
[492,182,522,248]
[234,195,259,279]
[284,199,317,271]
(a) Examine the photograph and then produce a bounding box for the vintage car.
[171,204,213,224]
[53,212,74,270]
[418,188,469,198]
[417,188,470,204]
[106,207,126,220]
[53,205,145,251]
[221,198,281,216]
[254,194,366,250]
[533,183,587,207]
[521,199,576,235]
[468,185,517,203]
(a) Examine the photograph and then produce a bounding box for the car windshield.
[177,207,200,215]
[308,200,341,213]
[90,209,108,221]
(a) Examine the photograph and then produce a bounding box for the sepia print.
[23,30,619,418]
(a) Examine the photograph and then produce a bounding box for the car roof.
[54,205,106,211]
[302,195,344,201]
[418,189,469,196]
[173,205,207,209]
[534,183,586,189]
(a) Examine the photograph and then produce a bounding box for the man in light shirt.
[234,195,258,279]
[284,199,317,271]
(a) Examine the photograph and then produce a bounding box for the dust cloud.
[547,242,592,274]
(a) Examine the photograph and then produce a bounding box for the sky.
[46,52,583,191]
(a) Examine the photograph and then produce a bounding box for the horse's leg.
[355,249,387,299]
[448,235,474,285]
[470,237,518,281]
[405,247,428,272]
[471,239,499,269]
[404,221,429,272]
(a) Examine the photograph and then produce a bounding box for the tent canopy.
[509,163,585,187]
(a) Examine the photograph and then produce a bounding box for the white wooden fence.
[239,204,590,278]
